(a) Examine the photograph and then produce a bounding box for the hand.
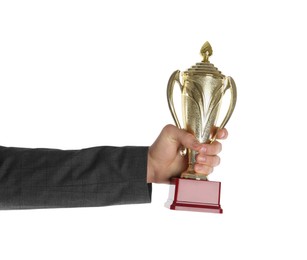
[147,125,228,183]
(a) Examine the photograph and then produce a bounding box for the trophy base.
[165,178,223,214]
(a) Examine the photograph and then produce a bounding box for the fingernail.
[198,156,206,163]
[200,146,207,153]
[192,140,201,149]
[219,131,225,139]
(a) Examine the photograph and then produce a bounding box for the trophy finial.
[200,41,213,62]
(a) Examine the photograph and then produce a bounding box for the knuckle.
[207,166,214,175]
[195,164,213,175]
[218,128,228,139]
[215,156,221,166]
[162,124,176,134]
[215,141,222,153]
[223,128,228,139]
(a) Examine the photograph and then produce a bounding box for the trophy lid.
[184,41,224,79]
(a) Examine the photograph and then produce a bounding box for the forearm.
[0,145,151,209]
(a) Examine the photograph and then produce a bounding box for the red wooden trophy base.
[165,178,223,213]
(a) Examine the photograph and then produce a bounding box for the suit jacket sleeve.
[0,145,152,209]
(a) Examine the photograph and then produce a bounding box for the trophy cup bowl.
[164,42,237,213]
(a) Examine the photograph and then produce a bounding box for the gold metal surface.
[200,41,213,62]
[167,42,237,180]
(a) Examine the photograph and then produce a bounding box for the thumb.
[164,125,201,152]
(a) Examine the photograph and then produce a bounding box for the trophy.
[164,42,237,213]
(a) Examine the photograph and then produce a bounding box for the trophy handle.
[211,76,237,142]
[167,70,183,129]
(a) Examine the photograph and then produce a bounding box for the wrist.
[147,149,155,183]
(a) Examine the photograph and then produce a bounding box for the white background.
[1,0,306,259]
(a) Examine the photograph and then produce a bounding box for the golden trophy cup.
[165,42,237,213]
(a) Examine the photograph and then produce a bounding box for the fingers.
[194,155,219,175]
[193,140,222,175]
[194,153,220,175]
[194,164,213,175]
[196,154,220,167]
[216,128,228,140]
[200,141,222,156]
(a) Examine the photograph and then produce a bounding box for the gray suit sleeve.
[0,145,152,209]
